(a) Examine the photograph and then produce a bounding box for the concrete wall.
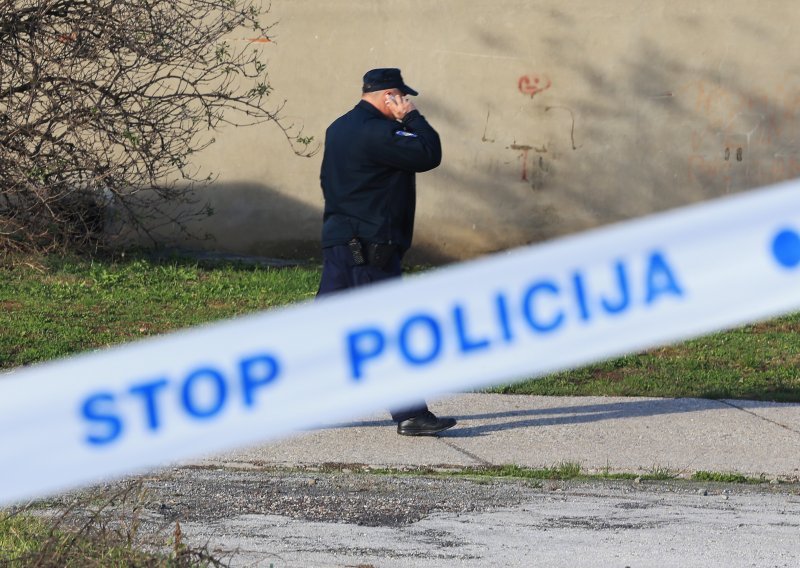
[145,0,800,263]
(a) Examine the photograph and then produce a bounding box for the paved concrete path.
[162,394,800,567]
[190,394,800,479]
[177,487,800,568]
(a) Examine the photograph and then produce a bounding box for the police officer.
[317,68,457,436]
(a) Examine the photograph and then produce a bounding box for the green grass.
[488,462,583,480]
[0,513,201,567]
[1,254,799,401]
[315,463,780,485]
[0,515,45,562]
[0,255,320,368]
[0,513,144,566]
[357,462,584,481]
[0,479,226,566]
[691,471,766,484]
[489,314,800,401]
[642,465,679,481]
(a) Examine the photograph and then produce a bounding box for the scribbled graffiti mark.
[508,143,548,182]
[518,75,551,98]
[509,144,532,181]
[724,147,744,162]
[482,108,495,143]
[545,106,579,150]
[681,78,800,188]
[533,155,551,191]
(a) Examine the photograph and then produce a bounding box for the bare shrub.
[0,0,315,254]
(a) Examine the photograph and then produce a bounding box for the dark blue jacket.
[320,100,442,253]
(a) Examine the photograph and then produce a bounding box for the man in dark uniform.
[317,68,457,436]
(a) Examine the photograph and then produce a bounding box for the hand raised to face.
[385,92,416,120]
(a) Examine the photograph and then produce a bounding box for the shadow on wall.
[121,9,800,263]
[423,9,800,256]
[119,182,457,264]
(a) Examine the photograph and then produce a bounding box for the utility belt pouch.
[348,237,366,265]
[366,242,397,270]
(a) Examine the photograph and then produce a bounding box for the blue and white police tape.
[2,179,800,506]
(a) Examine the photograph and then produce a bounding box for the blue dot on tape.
[772,229,800,269]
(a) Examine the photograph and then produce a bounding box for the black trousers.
[317,244,429,423]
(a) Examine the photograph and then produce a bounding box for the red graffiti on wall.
[518,75,551,98]
[510,144,532,181]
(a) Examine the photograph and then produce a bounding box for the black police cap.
[362,68,419,96]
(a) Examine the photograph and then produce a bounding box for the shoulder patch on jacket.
[394,130,418,138]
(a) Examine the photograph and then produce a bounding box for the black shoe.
[397,411,457,436]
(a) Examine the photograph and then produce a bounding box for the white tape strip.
[2,180,800,505]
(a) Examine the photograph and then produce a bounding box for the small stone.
[770,479,780,485]
[722,495,729,501]
[634,477,642,484]
[307,478,317,486]
[698,488,708,496]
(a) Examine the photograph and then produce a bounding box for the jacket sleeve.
[363,110,442,172]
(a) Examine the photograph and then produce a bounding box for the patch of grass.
[339,462,584,481]
[0,511,203,567]
[0,513,166,566]
[597,460,637,480]
[595,464,678,481]
[486,462,583,480]
[316,463,775,485]
[2,254,799,402]
[691,471,767,484]
[642,465,678,481]
[0,482,228,566]
[0,514,47,560]
[0,254,320,369]
[487,312,800,401]
[596,472,640,481]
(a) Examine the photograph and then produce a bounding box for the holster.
[348,238,397,269]
[365,242,397,270]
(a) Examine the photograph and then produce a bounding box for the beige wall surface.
[147,0,800,263]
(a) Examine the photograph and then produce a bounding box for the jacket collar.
[357,99,388,118]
